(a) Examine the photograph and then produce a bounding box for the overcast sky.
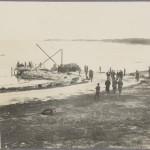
[0,2,150,40]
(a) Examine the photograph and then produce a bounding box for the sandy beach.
[0,72,149,149]
[0,72,139,106]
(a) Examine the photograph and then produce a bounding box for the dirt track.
[0,79,150,149]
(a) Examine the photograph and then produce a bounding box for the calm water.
[0,40,150,84]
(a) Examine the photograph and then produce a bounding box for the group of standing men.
[105,68,125,93]
[94,67,124,100]
[84,65,94,82]
[94,75,123,100]
[106,68,126,80]
[105,77,123,94]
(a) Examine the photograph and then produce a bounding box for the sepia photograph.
[0,1,150,149]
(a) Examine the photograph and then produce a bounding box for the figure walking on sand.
[112,77,118,94]
[89,70,94,82]
[94,83,100,100]
[105,78,111,94]
[84,65,88,77]
[118,78,123,94]
[124,68,126,76]
[106,71,111,80]
[135,70,140,81]
[99,66,101,73]
[110,67,112,73]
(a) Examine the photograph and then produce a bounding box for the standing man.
[110,67,112,74]
[105,78,111,94]
[86,66,88,77]
[135,70,140,81]
[84,65,88,77]
[112,77,118,94]
[118,78,123,94]
[89,70,94,82]
[99,66,101,73]
[120,70,123,79]
[116,70,119,80]
[124,68,126,76]
[84,65,86,74]
[94,83,100,100]
[106,72,111,80]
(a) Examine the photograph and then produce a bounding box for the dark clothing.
[106,72,110,78]
[89,70,93,82]
[84,65,88,76]
[119,71,123,79]
[113,86,117,94]
[135,72,140,81]
[124,69,126,76]
[96,85,100,91]
[105,80,111,86]
[94,85,100,100]
[117,72,119,78]
[118,80,123,93]
[105,80,111,87]
[106,86,110,93]
[112,79,118,87]
[112,79,117,93]
[99,67,101,72]
[105,80,111,93]
[118,80,123,87]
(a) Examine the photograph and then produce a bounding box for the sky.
[0,2,150,40]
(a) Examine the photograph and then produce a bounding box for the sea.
[0,40,150,86]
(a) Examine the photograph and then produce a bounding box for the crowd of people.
[82,65,143,100]
[94,67,125,100]
[106,68,126,80]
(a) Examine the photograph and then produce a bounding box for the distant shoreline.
[45,38,150,45]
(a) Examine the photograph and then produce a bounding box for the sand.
[0,75,149,149]
[0,72,141,106]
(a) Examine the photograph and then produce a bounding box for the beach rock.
[64,76,67,79]
[67,72,72,75]
[70,77,79,84]
[38,84,42,88]
[55,83,63,86]
[40,109,53,115]
[47,83,53,87]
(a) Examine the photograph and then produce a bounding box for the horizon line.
[45,38,150,41]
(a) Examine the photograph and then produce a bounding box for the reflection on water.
[0,75,33,86]
[0,75,52,88]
